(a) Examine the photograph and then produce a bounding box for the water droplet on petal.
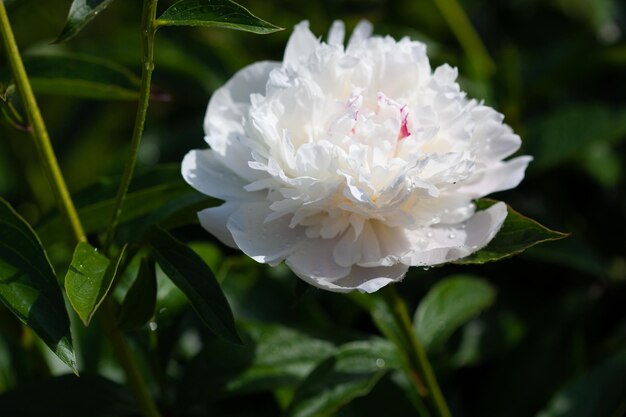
[448,233,456,239]
[426,232,433,238]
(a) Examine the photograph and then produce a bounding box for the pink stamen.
[351,110,359,135]
[398,105,410,140]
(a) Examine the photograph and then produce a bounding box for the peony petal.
[204,61,280,136]
[333,264,408,293]
[401,202,507,266]
[327,20,345,46]
[202,61,280,183]
[333,227,360,267]
[488,132,521,160]
[347,20,373,51]
[456,156,532,197]
[286,237,352,284]
[283,21,319,68]
[197,203,239,248]
[357,222,408,267]
[286,234,407,293]
[182,149,251,200]
[227,202,305,265]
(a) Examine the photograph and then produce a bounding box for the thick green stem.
[103,0,158,250]
[377,286,452,417]
[0,1,86,243]
[433,0,495,79]
[101,300,162,417]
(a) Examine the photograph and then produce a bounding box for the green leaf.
[0,83,11,102]
[350,291,411,361]
[0,53,141,101]
[537,350,626,417]
[456,199,569,264]
[55,0,117,43]
[65,243,126,325]
[228,324,339,393]
[525,105,626,171]
[177,324,338,404]
[156,0,283,34]
[0,198,76,372]
[148,228,240,343]
[0,374,138,417]
[36,165,212,246]
[0,84,29,131]
[286,340,394,417]
[118,257,156,330]
[414,275,496,351]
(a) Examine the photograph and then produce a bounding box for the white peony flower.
[182,21,531,293]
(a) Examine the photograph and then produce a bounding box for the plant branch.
[374,286,452,417]
[1,3,163,417]
[0,0,86,243]
[103,0,159,250]
[101,300,162,417]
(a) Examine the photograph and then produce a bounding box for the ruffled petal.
[327,20,345,46]
[202,61,281,183]
[204,61,280,136]
[287,233,407,293]
[286,237,352,283]
[456,156,533,198]
[283,21,319,68]
[182,149,250,200]
[227,202,305,265]
[332,264,408,293]
[197,203,239,248]
[347,20,373,51]
[401,202,507,266]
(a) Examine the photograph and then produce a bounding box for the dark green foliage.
[56,0,118,43]
[457,200,568,264]
[0,53,141,100]
[118,257,157,330]
[148,227,241,343]
[65,243,126,325]
[0,0,624,416]
[0,198,76,372]
[0,374,138,417]
[157,0,283,33]
[414,275,495,351]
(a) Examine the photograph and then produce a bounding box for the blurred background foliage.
[1,0,626,416]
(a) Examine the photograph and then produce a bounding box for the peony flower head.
[182,21,531,293]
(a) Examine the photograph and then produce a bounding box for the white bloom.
[182,21,531,293]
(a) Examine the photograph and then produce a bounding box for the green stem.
[0,1,86,243]
[377,286,452,417]
[101,300,162,417]
[433,0,495,79]
[103,0,158,251]
[1,4,162,417]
